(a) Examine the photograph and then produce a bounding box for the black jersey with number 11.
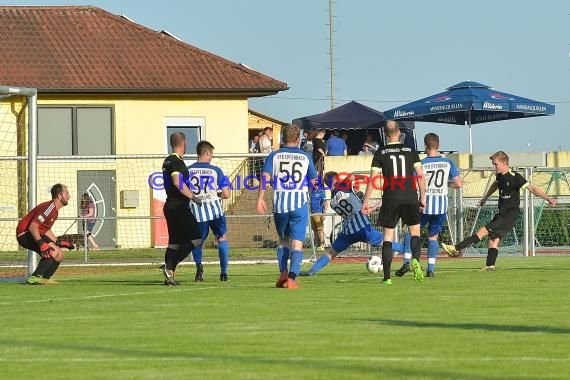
[371,142,421,203]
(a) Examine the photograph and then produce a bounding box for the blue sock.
[218,240,229,274]
[192,246,202,265]
[403,233,412,264]
[290,250,303,275]
[276,246,290,272]
[427,240,439,272]
[309,255,331,275]
[391,241,404,253]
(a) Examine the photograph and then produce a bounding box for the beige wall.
[40,95,250,154]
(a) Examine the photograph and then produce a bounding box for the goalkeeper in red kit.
[16,183,75,285]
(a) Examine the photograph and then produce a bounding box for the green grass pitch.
[1,256,569,379]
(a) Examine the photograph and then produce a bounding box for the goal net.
[0,87,36,280]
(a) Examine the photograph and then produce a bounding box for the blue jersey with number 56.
[262,146,317,213]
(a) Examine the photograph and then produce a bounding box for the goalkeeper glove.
[36,239,54,258]
[57,239,75,250]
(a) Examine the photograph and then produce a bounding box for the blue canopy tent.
[292,101,416,150]
[383,81,555,153]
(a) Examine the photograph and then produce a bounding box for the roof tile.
[0,6,288,94]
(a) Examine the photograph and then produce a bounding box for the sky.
[2,0,569,154]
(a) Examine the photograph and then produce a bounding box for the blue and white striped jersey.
[262,146,317,213]
[187,162,228,222]
[422,156,460,215]
[330,180,370,235]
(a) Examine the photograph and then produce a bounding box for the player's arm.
[526,183,557,206]
[257,171,270,214]
[414,163,426,208]
[479,181,499,206]
[171,172,201,205]
[449,174,462,189]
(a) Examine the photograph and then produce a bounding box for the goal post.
[0,86,37,279]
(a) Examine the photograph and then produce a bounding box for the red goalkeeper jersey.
[16,200,59,236]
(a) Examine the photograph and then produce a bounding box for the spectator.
[326,131,347,156]
[312,129,326,173]
[363,134,379,154]
[358,144,374,156]
[259,127,273,153]
[249,135,260,153]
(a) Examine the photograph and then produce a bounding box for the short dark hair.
[323,171,337,187]
[196,140,214,156]
[170,131,186,148]
[424,133,439,150]
[51,183,66,199]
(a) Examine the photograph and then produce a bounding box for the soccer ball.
[366,255,383,274]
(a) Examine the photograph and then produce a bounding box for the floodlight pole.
[328,0,336,109]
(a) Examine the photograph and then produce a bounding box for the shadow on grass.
[359,319,570,334]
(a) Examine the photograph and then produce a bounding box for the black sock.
[164,248,177,271]
[486,248,499,266]
[456,234,481,251]
[174,242,195,267]
[411,235,421,261]
[32,257,54,277]
[43,260,61,279]
[382,241,393,280]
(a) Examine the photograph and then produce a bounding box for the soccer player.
[188,140,231,281]
[160,132,203,286]
[309,184,328,251]
[396,133,462,278]
[300,172,405,277]
[16,183,75,285]
[442,151,556,270]
[256,124,317,289]
[361,120,426,285]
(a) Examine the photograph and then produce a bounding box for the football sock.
[382,241,393,280]
[289,250,303,277]
[276,246,290,272]
[218,240,229,274]
[411,235,421,261]
[403,233,412,264]
[456,234,481,251]
[391,241,404,253]
[174,241,194,267]
[309,255,331,274]
[42,259,61,279]
[192,246,203,265]
[32,257,54,277]
[486,248,499,266]
[427,240,439,272]
[164,247,177,271]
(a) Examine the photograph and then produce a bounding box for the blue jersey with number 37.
[262,146,317,213]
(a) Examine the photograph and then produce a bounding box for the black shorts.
[163,201,201,245]
[486,212,517,240]
[16,231,50,254]
[377,202,420,229]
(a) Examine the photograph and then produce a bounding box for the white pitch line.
[0,356,567,363]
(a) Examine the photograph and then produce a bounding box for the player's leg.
[300,230,356,276]
[273,212,291,287]
[211,216,229,281]
[191,221,210,282]
[41,248,64,283]
[426,215,445,277]
[442,224,489,257]
[482,237,500,271]
[285,204,309,288]
[395,232,412,277]
[408,223,424,283]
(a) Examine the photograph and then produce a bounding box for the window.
[38,106,114,155]
[164,117,205,154]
